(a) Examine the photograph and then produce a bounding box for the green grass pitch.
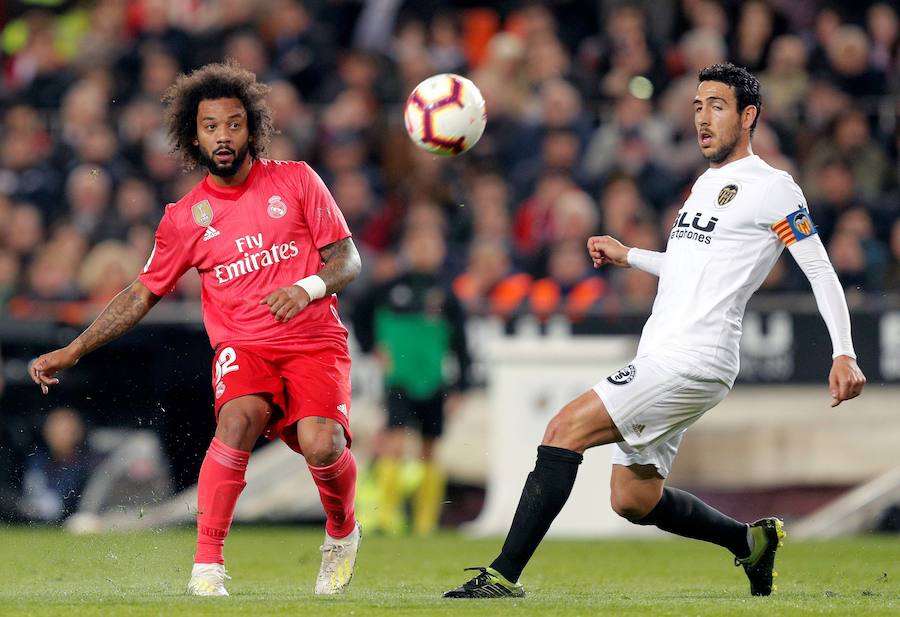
[0,525,897,616]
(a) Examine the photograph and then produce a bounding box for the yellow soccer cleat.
[315,522,362,595]
[187,563,230,596]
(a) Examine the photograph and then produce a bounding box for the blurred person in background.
[353,227,470,536]
[758,34,810,129]
[77,240,144,305]
[453,238,531,320]
[63,165,113,242]
[18,406,96,523]
[5,202,45,261]
[528,240,610,323]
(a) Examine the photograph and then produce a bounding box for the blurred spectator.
[758,34,809,126]
[529,240,609,322]
[866,3,899,76]
[77,240,144,304]
[805,109,890,201]
[729,0,783,73]
[822,25,886,97]
[18,407,96,522]
[5,202,45,259]
[64,165,113,241]
[353,227,469,535]
[887,219,900,290]
[453,238,531,319]
[0,249,21,309]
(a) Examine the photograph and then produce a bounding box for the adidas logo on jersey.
[336,403,348,416]
[631,423,646,436]
[203,226,220,241]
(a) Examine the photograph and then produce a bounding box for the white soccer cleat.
[315,522,362,595]
[187,563,231,596]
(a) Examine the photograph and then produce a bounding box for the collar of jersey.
[202,159,259,200]
[703,153,760,175]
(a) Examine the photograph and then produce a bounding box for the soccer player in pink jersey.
[30,61,363,596]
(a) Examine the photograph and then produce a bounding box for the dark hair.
[162,60,274,170]
[698,62,762,135]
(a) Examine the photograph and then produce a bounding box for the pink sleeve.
[139,206,192,296]
[299,162,352,249]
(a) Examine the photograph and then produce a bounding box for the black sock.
[636,486,750,558]
[489,445,583,582]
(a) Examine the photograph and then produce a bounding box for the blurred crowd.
[1,0,898,326]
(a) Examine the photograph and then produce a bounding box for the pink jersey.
[139,159,352,348]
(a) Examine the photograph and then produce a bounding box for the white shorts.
[592,356,729,478]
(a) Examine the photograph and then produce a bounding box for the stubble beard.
[198,142,250,177]
[704,124,741,165]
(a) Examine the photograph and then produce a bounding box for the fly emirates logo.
[213,233,299,284]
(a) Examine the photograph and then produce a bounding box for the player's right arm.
[31,203,192,394]
[587,235,663,276]
[30,280,161,394]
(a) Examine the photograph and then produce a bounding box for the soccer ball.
[404,73,487,156]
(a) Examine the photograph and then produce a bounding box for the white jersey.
[637,155,816,386]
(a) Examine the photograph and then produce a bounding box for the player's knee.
[610,491,654,523]
[542,407,584,452]
[301,427,346,467]
[217,407,260,443]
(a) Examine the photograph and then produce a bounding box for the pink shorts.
[211,340,352,453]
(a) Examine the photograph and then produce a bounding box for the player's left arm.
[765,175,866,407]
[787,237,866,407]
[260,237,361,322]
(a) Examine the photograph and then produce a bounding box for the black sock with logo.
[636,486,750,558]
[489,445,583,583]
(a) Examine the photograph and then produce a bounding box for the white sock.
[326,523,359,545]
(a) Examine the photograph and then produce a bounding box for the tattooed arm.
[316,237,362,295]
[30,280,161,393]
[260,237,362,322]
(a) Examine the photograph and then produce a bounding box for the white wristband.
[294,275,327,300]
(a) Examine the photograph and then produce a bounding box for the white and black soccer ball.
[403,73,487,156]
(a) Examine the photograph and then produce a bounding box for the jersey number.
[214,347,240,384]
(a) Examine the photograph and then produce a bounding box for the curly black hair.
[698,62,762,135]
[162,60,274,170]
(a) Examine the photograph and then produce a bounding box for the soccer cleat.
[442,567,526,598]
[315,522,362,595]
[735,517,786,596]
[187,563,231,596]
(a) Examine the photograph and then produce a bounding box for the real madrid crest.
[191,200,214,226]
[716,184,738,207]
[267,195,287,218]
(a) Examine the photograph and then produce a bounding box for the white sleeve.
[756,171,808,227]
[787,236,856,359]
[627,248,664,277]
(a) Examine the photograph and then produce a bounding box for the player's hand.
[828,355,866,407]
[259,285,311,322]
[30,347,79,395]
[587,235,631,268]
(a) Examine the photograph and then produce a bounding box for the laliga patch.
[267,195,287,218]
[192,200,214,227]
[715,184,739,208]
[607,364,636,385]
[771,206,817,247]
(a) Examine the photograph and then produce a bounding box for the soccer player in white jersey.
[444,63,866,599]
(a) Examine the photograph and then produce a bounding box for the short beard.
[704,129,740,165]
[198,142,250,177]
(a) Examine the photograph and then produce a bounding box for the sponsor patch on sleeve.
[771,207,817,246]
